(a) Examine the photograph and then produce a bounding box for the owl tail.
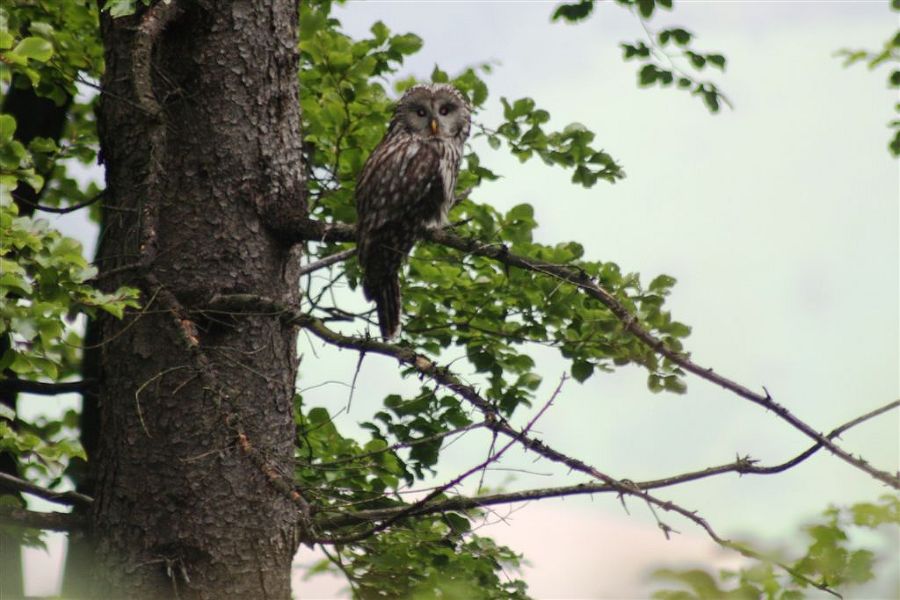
[374,276,401,339]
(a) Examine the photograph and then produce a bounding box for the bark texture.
[89,1,305,597]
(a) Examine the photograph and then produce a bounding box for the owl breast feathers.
[355,83,472,339]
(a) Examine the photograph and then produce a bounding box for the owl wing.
[356,137,445,266]
[356,137,445,227]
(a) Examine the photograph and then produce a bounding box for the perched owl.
[356,83,472,339]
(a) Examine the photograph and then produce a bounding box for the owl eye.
[439,104,454,116]
[416,108,427,117]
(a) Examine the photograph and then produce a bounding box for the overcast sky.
[22,1,898,598]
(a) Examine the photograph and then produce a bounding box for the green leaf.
[371,21,390,43]
[11,37,54,62]
[637,0,656,18]
[890,70,900,88]
[639,64,658,86]
[0,114,16,143]
[0,403,15,420]
[571,360,594,383]
[672,28,692,46]
[443,512,471,534]
[663,376,687,394]
[103,0,138,18]
[648,274,676,292]
[390,33,423,55]
[707,54,726,70]
[430,65,449,83]
[552,0,594,22]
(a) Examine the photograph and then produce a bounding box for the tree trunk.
[89,1,305,597]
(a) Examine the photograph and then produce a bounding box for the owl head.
[391,83,471,142]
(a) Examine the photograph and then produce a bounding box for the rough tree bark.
[87,1,305,597]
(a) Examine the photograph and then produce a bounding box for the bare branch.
[0,472,93,507]
[0,505,85,532]
[285,218,899,489]
[298,248,355,277]
[317,398,899,528]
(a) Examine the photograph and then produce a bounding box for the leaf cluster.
[834,5,900,156]
[309,516,529,600]
[1,200,139,381]
[1,2,105,216]
[551,1,728,113]
[622,27,728,113]
[553,0,674,23]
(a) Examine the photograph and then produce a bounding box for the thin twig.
[298,248,355,277]
[15,190,105,214]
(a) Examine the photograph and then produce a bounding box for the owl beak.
[430,118,439,136]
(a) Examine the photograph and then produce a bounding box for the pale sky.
[20,1,899,598]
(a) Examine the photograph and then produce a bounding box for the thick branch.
[0,379,89,396]
[287,218,900,489]
[132,0,183,121]
[0,473,93,507]
[0,506,84,532]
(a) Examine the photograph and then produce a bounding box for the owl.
[355,83,472,339]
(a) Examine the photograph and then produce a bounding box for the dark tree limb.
[0,473,93,507]
[0,506,85,532]
[0,379,89,396]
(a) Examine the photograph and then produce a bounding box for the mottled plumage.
[356,84,471,338]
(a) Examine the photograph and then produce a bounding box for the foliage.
[1,1,106,215]
[1,1,132,373]
[834,2,900,156]
[651,496,900,599]
[308,515,529,600]
[0,199,138,379]
[0,0,135,549]
[552,0,729,112]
